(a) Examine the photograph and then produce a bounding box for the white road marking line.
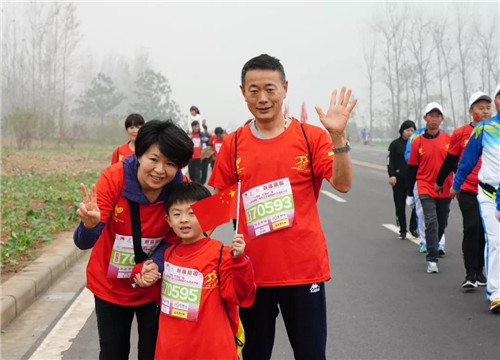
[382,224,420,246]
[30,288,94,360]
[320,190,346,203]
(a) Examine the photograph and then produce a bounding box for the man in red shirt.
[209,54,357,360]
[435,91,492,288]
[407,102,452,274]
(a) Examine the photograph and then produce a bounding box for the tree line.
[1,2,184,149]
[364,2,499,138]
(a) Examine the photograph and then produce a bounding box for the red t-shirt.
[409,131,453,198]
[208,118,334,286]
[210,135,224,155]
[111,142,134,164]
[86,162,176,306]
[151,238,255,360]
[447,124,481,193]
[191,133,201,159]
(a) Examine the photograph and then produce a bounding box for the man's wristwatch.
[332,141,351,153]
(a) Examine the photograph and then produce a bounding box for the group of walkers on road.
[387,85,500,315]
[73,54,357,360]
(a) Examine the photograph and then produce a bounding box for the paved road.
[2,145,499,360]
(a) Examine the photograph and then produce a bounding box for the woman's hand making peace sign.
[77,183,101,229]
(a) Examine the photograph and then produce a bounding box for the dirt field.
[1,145,111,282]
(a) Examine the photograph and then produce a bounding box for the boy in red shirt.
[111,113,145,164]
[133,182,256,360]
[407,102,452,274]
[436,91,492,288]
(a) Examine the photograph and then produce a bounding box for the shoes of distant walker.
[427,261,439,273]
[410,230,419,238]
[438,246,445,256]
[476,273,487,286]
[419,243,427,253]
[490,298,500,313]
[462,274,477,289]
[399,233,407,240]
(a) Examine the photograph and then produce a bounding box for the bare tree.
[362,32,377,136]
[377,3,408,131]
[474,20,499,95]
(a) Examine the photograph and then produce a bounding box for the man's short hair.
[191,120,200,127]
[241,54,286,87]
[214,126,224,135]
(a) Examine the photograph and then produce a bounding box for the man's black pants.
[240,283,327,360]
[188,158,202,183]
[392,176,417,235]
[458,191,485,275]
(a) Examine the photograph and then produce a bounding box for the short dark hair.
[135,119,193,168]
[165,182,212,214]
[241,54,286,87]
[214,126,223,135]
[191,120,200,127]
[190,106,200,114]
[124,113,145,129]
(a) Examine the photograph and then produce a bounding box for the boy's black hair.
[214,126,223,135]
[191,120,200,127]
[165,182,212,214]
[241,54,286,87]
[135,119,193,169]
[124,113,145,129]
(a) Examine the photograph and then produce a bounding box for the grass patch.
[1,171,100,266]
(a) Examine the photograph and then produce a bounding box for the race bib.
[107,234,163,279]
[161,262,203,322]
[242,178,295,239]
[215,143,222,153]
[192,137,201,148]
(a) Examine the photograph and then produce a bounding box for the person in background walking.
[407,102,452,274]
[451,84,500,313]
[436,91,492,289]
[111,113,145,164]
[387,120,417,240]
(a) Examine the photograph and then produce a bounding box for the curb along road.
[1,231,90,329]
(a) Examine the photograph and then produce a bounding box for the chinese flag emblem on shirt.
[191,184,238,232]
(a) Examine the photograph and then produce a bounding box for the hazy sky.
[72,1,497,130]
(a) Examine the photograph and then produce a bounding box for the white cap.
[468,91,492,109]
[495,83,500,97]
[423,102,444,117]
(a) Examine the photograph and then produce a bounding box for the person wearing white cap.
[405,124,446,254]
[451,84,500,313]
[436,91,492,289]
[407,102,452,274]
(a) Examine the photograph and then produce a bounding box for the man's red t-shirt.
[208,118,334,286]
[111,142,134,164]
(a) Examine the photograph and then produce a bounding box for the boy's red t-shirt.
[408,131,453,198]
[447,124,481,193]
[208,118,334,286]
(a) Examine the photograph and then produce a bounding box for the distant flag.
[284,103,289,118]
[191,183,239,232]
[300,101,308,123]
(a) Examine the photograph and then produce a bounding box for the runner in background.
[209,126,226,169]
[200,123,212,185]
[405,124,446,253]
[188,119,203,183]
[451,84,500,313]
[387,120,417,240]
[209,54,357,360]
[111,113,145,164]
[407,102,452,274]
[436,91,492,289]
